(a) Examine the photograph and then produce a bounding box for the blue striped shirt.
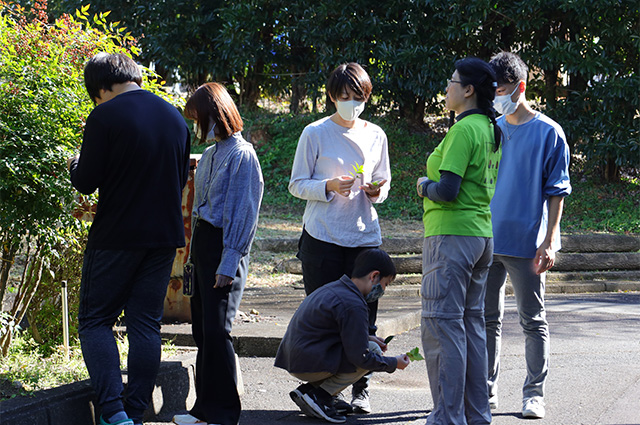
[193,133,264,277]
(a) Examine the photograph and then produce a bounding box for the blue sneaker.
[99,415,134,425]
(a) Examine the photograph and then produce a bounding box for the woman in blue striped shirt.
[173,82,263,425]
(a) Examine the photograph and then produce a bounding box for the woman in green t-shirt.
[415,57,502,425]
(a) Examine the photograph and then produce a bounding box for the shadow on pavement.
[239,409,429,424]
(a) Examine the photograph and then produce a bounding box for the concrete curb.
[157,279,640,358]
[0,352,197,425]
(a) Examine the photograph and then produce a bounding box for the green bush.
[0,0,182,356]
[25,225,88,356]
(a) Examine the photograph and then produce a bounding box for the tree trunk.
[399,96,426,127]
[604,156,620,182]
[290,75,307,115]
[544,68,558,110]
[27,310,43,344]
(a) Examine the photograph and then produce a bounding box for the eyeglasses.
[447,79,464,86]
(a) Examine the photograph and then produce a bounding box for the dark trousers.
[296,229,378,394]
[189,220,247,425]
[78,247,176,423]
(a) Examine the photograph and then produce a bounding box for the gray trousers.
[484,255,549,402]
[421,235,493,425]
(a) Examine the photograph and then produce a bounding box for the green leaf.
[406,347,424,361]
[384,335,394,344]
[352,162,364,175]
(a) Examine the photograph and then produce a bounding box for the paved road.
[154,292,640,425]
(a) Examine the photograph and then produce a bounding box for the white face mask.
[493,83,520,115]
[336,99,365,122]
[193,121,217,141]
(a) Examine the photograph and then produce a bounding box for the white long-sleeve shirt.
[288,116,391,247]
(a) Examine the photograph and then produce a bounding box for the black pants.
[296,228,379,334]
[189,220,247,425]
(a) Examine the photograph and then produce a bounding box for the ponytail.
[454,57,502,151]
[479,92,502,152]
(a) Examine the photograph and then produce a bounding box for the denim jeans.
[421,235,493,425]
[78,248,176,423]
[484,255,549,402]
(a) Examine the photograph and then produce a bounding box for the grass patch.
[237,108,638,233]
[0,333,177,400]
[563,174,640,234]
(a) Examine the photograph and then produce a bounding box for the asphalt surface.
[146,291,640,425]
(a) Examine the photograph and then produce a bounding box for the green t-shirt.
[423,114,501,237]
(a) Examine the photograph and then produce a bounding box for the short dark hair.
[184,82,244,142]
[489,51,528,85]
[352,248,396,280]
[455,57,502,151]
[326,63,372,102]
[84,53,142,102]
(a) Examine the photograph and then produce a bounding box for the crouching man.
[274,248,410,423]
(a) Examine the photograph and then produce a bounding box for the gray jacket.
[274,275,397,374]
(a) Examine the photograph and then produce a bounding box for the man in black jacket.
[68,52,190,425]
[275,248,410,423]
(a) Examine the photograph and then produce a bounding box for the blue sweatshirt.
[192,132,264,278]
[491,112,571,258]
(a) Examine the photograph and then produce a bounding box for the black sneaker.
[290,384,320,418]
[302,387,347,423]
[333,393,353,415]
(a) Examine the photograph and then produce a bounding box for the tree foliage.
[44,0,638,179]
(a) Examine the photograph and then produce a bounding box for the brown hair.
[326,63,372,102]
[184,82,243,142]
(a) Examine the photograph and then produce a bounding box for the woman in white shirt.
[288,62,391,415]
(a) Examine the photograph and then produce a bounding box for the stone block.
[561,234,640,253]
[554,252,640,271]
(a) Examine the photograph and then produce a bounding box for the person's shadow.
[239,409,430,424]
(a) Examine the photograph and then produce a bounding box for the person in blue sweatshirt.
[485,51,572,420]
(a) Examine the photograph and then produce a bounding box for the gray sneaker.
[351,388,371,414]
[522,397,545,419]
[333,392,353,415]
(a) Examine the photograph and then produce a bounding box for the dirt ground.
[249,216,423,288]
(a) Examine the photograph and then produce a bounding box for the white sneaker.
[172,413,206,425]
[489,394,499,410]
[522,397,546,419]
